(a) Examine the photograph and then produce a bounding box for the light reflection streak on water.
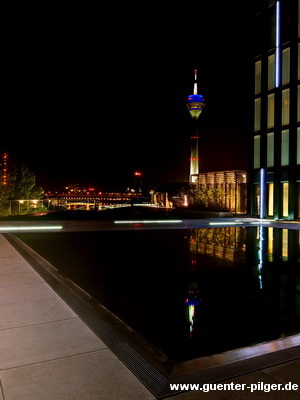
[257,226,264,289]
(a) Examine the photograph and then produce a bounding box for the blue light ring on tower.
[187,94,204,103]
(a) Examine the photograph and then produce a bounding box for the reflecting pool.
[17,226,300,362]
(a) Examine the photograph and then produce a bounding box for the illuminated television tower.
[186,69,205,183]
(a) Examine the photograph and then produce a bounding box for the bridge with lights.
[45,192,152,211]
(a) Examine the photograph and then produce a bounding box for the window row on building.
[255,44,300,95]
[251,0,299,220]
[254,87,300,131]
[254,86,300,131]
[253,127,300,168]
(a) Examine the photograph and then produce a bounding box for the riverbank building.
[251,0,300,220]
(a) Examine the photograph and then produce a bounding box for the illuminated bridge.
[45,192,151,210]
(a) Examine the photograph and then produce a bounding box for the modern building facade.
[251,0,300,220]
[196,170,247,214]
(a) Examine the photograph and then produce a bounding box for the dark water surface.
[17,226,300,362]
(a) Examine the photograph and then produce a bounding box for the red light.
[134,172,142,176]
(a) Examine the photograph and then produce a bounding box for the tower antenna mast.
[193,69,198,95]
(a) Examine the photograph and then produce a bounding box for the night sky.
[3,4,254,192]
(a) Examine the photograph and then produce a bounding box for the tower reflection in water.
[185,226,247,339]
[185,282,201,337]
[184,226,300,343]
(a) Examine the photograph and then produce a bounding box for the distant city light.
[2,153,8,186]
[183,195,188,207]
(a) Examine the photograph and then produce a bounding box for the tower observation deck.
[186,70,205,183]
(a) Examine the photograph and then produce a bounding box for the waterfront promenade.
[0,233,155,400]
[0,213,299,399]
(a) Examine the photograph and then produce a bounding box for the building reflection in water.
[255,226,300,339]
[185,227,247,338]
[189,226,247,262]
[184,226,300,341]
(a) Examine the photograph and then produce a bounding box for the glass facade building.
[251,0,300,220]
[197,170,248,214]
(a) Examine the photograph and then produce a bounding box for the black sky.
[3,4,254,192]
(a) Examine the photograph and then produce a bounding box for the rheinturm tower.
[186,70,205,183]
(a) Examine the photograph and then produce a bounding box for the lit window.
[298,43,300,79]
[282,183,289,218]
[254,135,261,168]
[268,183,274,216]
[298,183,300,219]
[255,60,262,94]
[268,54,275,90]
[297,127,300,165]
[298,0,300,38]
[267,132,274,167]
[298,85,300,122]
[282,47,290,85]
[254,98,261,132]
[281,129,289,166]
[281,88,290,125]
[267,93,275,128]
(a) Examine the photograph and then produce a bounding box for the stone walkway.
[0,235,155,400]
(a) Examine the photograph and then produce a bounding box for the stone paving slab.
[263,360,300,395]
[0,297,77,329]
[0,259,30,274]
[0,282,58,304]
[0,350,156,400]
[0,271,43,287]
[0,318,105,369]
